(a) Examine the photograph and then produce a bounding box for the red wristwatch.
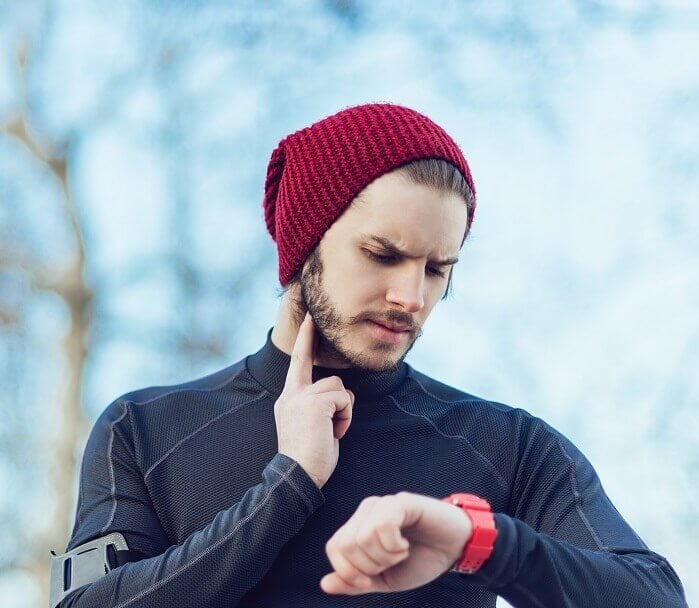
[442,493,498,574]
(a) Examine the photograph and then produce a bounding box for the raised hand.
[320,492,473,595]
[274,312,355,489]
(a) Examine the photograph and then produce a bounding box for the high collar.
[246,328,409,400]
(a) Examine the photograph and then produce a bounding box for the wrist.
[442,493,498,574]
[277,452,324,489]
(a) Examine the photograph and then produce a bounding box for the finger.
[317,390,352,413]
[284,313,315,392]
[324,497,381,574]
[378,519,411,554]
[309,375,345,394]
[345,503,410,575]
[333,390,354,439]
[342,532,393,577]
[320,571,373,596]
[357,496,411,555]
[324,539,375,590]
[314,390,353,438]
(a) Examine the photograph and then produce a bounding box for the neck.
[271,287,351,369]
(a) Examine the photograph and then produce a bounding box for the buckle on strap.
[49,532,128,608]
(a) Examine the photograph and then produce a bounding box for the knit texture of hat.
[262,102,476,286]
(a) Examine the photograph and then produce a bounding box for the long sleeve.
[59,400,325,608]
[468,416,688,607]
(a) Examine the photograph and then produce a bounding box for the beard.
[291,248,423,371]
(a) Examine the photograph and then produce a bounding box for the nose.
[385,266,425,313]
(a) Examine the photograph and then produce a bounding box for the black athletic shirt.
[60,329,688,607]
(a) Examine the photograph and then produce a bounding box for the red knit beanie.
[262,102,476,286]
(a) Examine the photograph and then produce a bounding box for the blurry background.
[0,1,697,606]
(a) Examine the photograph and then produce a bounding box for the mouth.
[366,320,412,343]
[371,321,411,332]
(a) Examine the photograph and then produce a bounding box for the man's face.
[295,168,468,371]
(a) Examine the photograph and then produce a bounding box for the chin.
[344,338,407,371]
[364,353,404,371]
[351,355,402,372]
[315,319,416,371]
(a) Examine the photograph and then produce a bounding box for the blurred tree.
[1,42,91,601]
[0,5,271,604]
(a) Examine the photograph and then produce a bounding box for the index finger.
[284,312,315,392]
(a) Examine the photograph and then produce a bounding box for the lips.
[371,320,411,332]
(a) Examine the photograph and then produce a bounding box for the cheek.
[424,292,442,315]
[323,251,382,307]
[421,276,450,318]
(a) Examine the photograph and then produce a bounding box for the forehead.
[329,170,468,254]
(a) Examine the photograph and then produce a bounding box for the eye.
[366,251,398,264]
[427,267,447,278]
[366,250,447,278]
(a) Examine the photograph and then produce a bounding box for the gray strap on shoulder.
[49,532,128,608]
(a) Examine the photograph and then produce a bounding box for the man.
[51,103,687,607]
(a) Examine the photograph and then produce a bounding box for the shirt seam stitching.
[125,365,248,409]
[77,467,85,528]
[143,390,269,481]
[100,402,130,535]
[387,392,509,493]
[555,436,607,551]
[113,460,300,608]
[268,462,315,511]
[245,354,281,397]
[406,370,483,404]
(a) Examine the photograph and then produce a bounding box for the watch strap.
[442,493,498,574]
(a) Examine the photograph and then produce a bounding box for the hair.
[398,158,475,300]
[280,158,475,301]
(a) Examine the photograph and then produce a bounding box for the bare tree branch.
[0,39,92,607]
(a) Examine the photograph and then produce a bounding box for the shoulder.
[87,357,250,441]
[405,366,522,415]
[403,366,573,442]
[117,357,248,407]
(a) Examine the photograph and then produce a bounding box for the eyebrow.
[360,234,459,266]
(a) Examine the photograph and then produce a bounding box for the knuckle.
[325,541,342,565]
[377,520,395,535]
[356,529,374,546]
[360,495,380,507]
[329,375,343,388]
[302,383,316,395]
[337,564,359,583]
[326,535,347,553]
[325,537,338,556]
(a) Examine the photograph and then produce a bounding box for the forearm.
[472,514,688,608]
[61,453,324,608]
